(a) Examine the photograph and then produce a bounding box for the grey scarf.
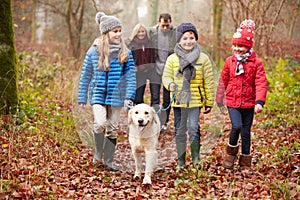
[109,43,122,60]
[174,43,201,104]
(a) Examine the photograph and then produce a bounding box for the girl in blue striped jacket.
[78,12,136,171]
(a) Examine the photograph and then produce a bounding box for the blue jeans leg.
[174,107,188,145]
[174,107,200,143]
[187,107,201,142]
[227,107,254,155]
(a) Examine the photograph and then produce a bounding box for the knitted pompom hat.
[95,12,121,34]
[176,22,198,43]
[232,19,255,48]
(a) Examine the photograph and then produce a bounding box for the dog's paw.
[142,175,152,185]
[133,172,141,180]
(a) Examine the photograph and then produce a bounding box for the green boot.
[93,131,104,164]
[103,137,118,171]
[190,140,201,168]
[176,143,186,171]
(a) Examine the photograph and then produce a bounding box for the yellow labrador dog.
[128,103,161,185]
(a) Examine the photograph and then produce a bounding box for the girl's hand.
[255,104,263,113]
[79,103,86,108]
[219,106,227,115]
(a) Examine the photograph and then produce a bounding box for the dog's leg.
[143,150,157,185]
[132,151,142,179]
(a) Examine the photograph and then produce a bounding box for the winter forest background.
[0,0,299,199]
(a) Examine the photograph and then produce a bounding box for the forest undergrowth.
[0,51,299,199]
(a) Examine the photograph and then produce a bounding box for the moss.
[0,0,18,115]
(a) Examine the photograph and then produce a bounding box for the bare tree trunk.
[212,0,224,69]
[38,0,85,58]
[286,0,300,39]
[0,0,18,115]
[149,0,159,25]
[31,0,37,44]
[265,0,285,55]
[65,0,84,59]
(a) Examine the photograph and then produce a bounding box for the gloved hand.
[203,106,212,114]
[124,99,134,110]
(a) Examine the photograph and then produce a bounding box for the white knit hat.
[95,12,121,34]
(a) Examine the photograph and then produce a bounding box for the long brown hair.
[96,33,128,71]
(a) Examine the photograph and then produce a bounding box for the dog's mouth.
[138,122,149,131]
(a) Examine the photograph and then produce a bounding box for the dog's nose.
[138,119,144,124]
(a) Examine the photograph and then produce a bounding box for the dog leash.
[156,92,176,114]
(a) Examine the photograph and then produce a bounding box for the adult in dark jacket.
[78,12,136,171]
[149,13,177,131]
[127,23,155,105]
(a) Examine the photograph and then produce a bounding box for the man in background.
[149,13,177,131]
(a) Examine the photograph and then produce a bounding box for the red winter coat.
[216,52,267,108]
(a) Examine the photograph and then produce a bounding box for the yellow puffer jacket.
[162,52,215,108]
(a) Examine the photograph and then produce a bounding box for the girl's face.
[232,45,249,55]
[178,31,197,52]
[136,27,147,39]
[108,27,122,44]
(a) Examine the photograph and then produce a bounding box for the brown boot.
[222,144,239,169]
[239,154,252,176]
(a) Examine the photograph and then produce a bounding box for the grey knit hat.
[95,12,121,34]
[176,22,198,42]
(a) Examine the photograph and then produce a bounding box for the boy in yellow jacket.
[162,22,215,170]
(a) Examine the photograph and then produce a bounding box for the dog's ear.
[128,109,133,125]
[151,107,157,124]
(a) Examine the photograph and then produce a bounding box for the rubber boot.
[176,143,186,171]
[103,137,118,171]
[191,140,201,169]
[239,154,252,176]
[93,131,104,164]
[222,144,239,169]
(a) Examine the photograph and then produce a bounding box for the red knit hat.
[232,19,255,48]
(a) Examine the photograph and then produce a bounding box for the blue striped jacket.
[78,45,136,106]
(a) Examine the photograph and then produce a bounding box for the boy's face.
[108,27,122,44]
[158,19,171,32]
[178,31,197,52]
[232,45,249,55]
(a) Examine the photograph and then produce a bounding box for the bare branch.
[91,0,98,12]
[37,0,66,17]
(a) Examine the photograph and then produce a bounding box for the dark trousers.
[227,107,254,155]
[135,68,161,106]
[162,86,171,124]
[144,71,170,126]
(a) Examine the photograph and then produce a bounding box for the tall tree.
[225,0,287,57]
[212,0,224,69]
[38,0,85,58]
[149,0,159,25]
[0,0,18,115]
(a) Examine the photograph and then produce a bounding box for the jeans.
[227,107,254,155]
[173,107,201,144]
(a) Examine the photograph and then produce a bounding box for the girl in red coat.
[216,20,267,174]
